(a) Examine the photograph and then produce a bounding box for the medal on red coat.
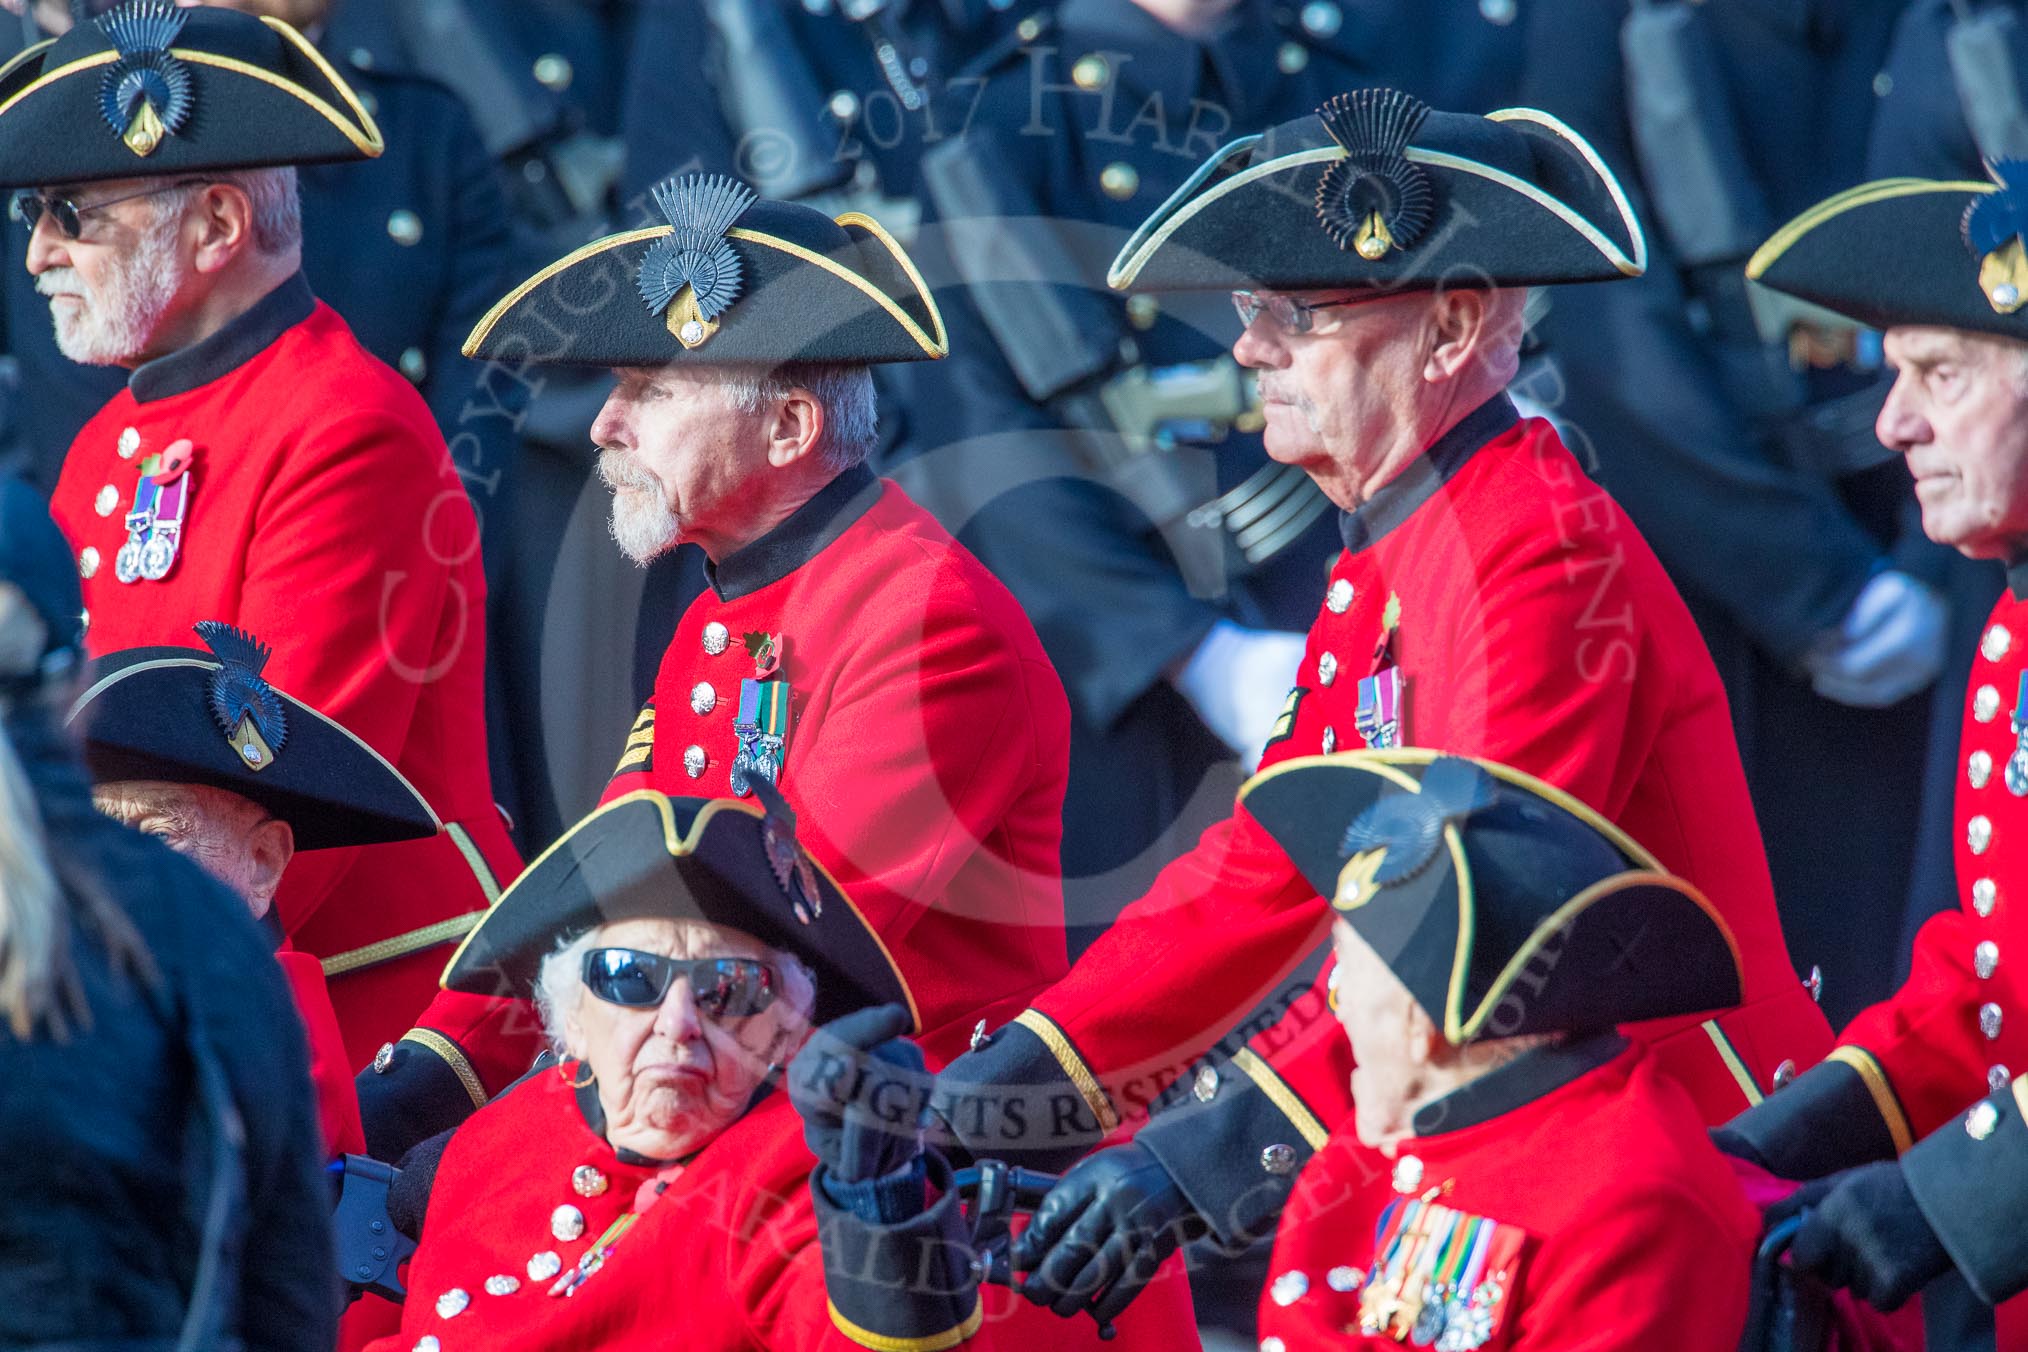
[1358,1197,1521,1349]
[1357,592,1405,749]
[731,676,790,797]
[113,439,195,584]
[2008,672,2028,798]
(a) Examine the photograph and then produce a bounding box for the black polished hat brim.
[1746,178,2028,343]
[1240,751,1743,1043]
[441,792,917,1031]
[1109,108,1644,294]
[463,214,948,369]
[0,12,380,187]
[69,651,438,850]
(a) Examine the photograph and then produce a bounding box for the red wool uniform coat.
[50,275,527,1093]
[1257,1038,1759,1352]
[962,398,1829,1209]
[600,466,1074,1062]
[371,1066,1197,1352]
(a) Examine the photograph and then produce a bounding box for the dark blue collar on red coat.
[128,271,316,405]
[703,463,884,603]
[2009,557,2028,603]
[1338,394,1521,555]
[1408,1030,1629,1137]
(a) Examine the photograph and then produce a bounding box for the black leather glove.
[1708,1125,1773,1172]
[1770,1162,1953,1311]
[1008,1141,1202,1324]
[386,1127,456,1241]
[789,1004,931,1184]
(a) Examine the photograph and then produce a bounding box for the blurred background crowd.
[0,0,2007,1091]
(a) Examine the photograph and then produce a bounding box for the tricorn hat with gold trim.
[67,621,439,850]
[463,173,947,367]
[1240,751,1742,1044]
[0,1,381,188]
[1107,88,1646,294]
[442,786,917,1030]
[1746,168,2028,342]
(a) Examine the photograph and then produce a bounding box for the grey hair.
[718,362,878,471]
[157,167,301,256]
[532,925,818,1059]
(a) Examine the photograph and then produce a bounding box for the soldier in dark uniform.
[1513,0,1938,1027]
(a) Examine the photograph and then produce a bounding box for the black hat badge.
[1314,89,1438,262]
[195,619,286,772]
[637,174,759,351]
[98,1,196,159]
[1336,755,1496,909]
[1966,160,2028,316]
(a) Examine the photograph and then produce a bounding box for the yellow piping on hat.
[256,15,383,156]
[1746,177,1994,283]
[835,209,949,355]
[0,49,116,122]
[727,226,946,358]
[1106,131,1263,291]
[1486,106,1648,275]
[0,36,56,93]
[461,225,672,356]
[441,790,922,1034]
[66,654,443,833]
[1109,144,1343,289]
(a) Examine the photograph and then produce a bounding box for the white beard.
[598,447,680,565]
[35,203,187,366]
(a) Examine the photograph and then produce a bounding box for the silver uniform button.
[387,209,423,246]
[1261,1341,1287,1352]
[1269,1271,1309,1306]
[533,53,574,91]
[399,346,427,383]
[1772,1059,1797,1091]
[1300,0,1341,36]
[1391,1154,1423,1194]
[79,547,99,579]
[1327,579,1354,614]
[484,1274,521,1296]
[1992,1064,2013,1094]
[372,1041,396,1074]
[1805,965,1823,1004]
[1982,1002,2004,1040]
[1260,1143,1298,1175]
[1099,162,1139,201]
[702,621,730,655]
[414,1338,441,1352]
[526,1251,563,1282]
[435,1288,470,1318]
[683,745,708,779]
[572,1165,608,1197]
[94,484,118,516]
[1972,749,1995,790]
[550,1204,585,1241]
[1978,940,2001,980]
[1976,877,1998,918]
[1977,684,2002,722]
[1326,1265,1363,1292]
[1968,1101,2001,1140]
[1986,624,2013,662]
[1970,814,1994,855]
[1318,652,1338,687]
[828,90,860,121]
[118,426,141,459]
[1276,41,1308,74]
[691,682,717,715]
[1480,0,1516,21]
[1193,1066,1219,1103]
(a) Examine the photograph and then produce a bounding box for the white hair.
[532,923,818,1059]
[718,362,878,471]
[205,166,302,256]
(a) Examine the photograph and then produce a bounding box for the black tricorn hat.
[441,787,917,1031]
[463,174,947,368]
[1747,168,2028,343]
[67,621,438,850]
[1107,88,1644,295]
[1240,750,1742,1044]
[0,1,381,188]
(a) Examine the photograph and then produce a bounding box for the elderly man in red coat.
[890,89,1837,1324]
[1714,167,2028,1352]
[0,2,526,1148]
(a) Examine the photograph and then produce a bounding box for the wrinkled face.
[24,178,193,366]
[564,916,805,1159]
[1331,917,1432,1151]
[1234,290,1439,492]
[92,780,290,920]
[1878,326,2028,561]
[588,366,774,564]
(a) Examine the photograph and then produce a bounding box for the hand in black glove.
[1008,1141,1202,1324]
[1769,1162,1953,1310]
[386,1127,456,1241]
[789,1004,932,1184]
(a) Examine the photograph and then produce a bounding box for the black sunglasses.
[581,948,779,1019]
[11,179,213,241]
